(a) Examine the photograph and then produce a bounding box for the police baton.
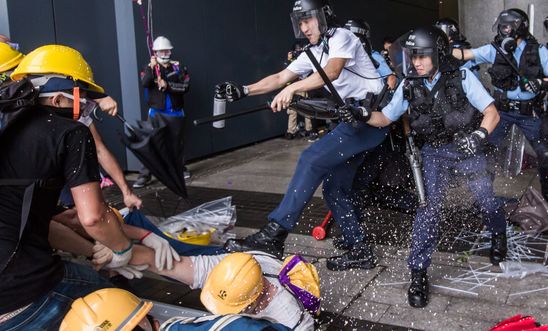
[402,115,427,207]
[193,103,271,126]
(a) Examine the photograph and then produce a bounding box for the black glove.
[454,127,488,157]
[214,81,248,102]
[522,78,547,94]
[339,105,371,124]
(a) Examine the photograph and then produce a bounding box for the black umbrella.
[118,113,187,198]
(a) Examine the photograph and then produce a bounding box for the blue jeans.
[124,210,226,256]
[488,111,548,200]
[0,262,112,331]
[269,122,388,245]
[407,144,506,271]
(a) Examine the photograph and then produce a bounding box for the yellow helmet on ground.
[200,252,264,314]
[10,44,104,94]
[60,288,153,331]
[0,42,24,73]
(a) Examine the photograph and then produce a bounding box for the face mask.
[157,55,170,64]
[495,34,517,53]
[39,91,98,120]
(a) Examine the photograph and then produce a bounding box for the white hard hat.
[152,36,173,51]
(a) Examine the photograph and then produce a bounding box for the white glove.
[141,231,181,271]
[111,264,149,279]
[92,242,133,269]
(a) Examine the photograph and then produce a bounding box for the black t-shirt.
[0,106,100,313]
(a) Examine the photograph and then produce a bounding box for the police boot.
[408,269,429,308]
[490,232,507,266]
[224,222,288,259]
[331,234,353,250]
[326,242,377,271]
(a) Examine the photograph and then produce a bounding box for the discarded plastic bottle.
[213,94,226,129]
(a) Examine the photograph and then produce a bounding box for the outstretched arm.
[270,57,347,112]
[127,245,195,285]
[245,68,299,96]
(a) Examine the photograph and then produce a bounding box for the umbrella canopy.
[120,113,187,198]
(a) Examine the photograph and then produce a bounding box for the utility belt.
[345,92,376,108]
[494,90,544,117]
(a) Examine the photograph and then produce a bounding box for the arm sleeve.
[189,254,229,289]
[61,125,101,188]
[539,45,548,76]
[372,52,393,77]
[141,66,155,88]
[328,30,356,61]
[471,44,496,65]
[167,66,190,94]
[286,52,313,77]
[461,68,494,113]
[381,80,409,122]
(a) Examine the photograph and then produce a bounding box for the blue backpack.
[159,314,291,331]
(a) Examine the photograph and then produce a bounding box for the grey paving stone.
[505,274,548,309]
[446,297,548,325]
[362,283,451,312]
[379,306,494,331]
[315,261,383,312]
[341,298,390,323]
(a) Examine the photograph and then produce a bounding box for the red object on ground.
[312,211,332,240]
[489,314,546,331]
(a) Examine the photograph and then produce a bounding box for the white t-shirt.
[287,28,383,100]
[190,252,314,331]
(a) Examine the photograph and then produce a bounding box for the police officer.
[344,18,398,90]
[217,0,387,271]
[435,17,480,76]
[365,26,507,308]
[455,8,548,202]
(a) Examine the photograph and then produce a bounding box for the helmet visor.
[492,15,521,36]
[290,9,328,39]
[402,47,439,78]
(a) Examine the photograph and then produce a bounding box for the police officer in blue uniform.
[455,8,548,202]
[216,0,388,271]
[366,26,507,308]
[344,18,398,90]
[435,17,480,77]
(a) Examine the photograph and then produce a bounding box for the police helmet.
[344,19,370,40]
[290,0,335,39]
[401,26,450,78]
[492,8,529,39]
[434,17,462,42]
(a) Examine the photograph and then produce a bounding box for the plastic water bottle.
[213,94,226,129]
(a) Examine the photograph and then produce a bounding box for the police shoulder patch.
[460,69,467,80]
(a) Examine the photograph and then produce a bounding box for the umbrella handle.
[115,114,138,135]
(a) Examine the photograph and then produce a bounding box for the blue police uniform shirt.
[371,51,393,78]
[381,68,494,122]
[472,40,548,100]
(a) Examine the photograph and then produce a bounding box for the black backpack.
[0,78,62,274]
[0,78,39,137]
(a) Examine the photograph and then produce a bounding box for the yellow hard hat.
[200,253,264,314]
[0,42,24,73]
[60,288,153,331]
[10,44,104,94]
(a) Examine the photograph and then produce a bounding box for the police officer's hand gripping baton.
[402,115,427,207]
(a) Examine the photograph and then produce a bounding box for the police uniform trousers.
[269,121,388,245]
[407,143,507,271]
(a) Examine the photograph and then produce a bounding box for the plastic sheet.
[157,197,237,244]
